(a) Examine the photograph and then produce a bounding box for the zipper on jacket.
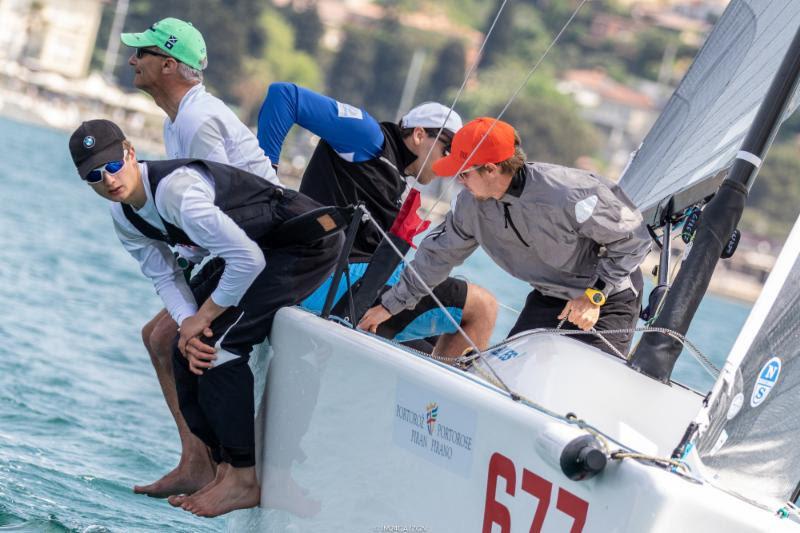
[502,202,530,247]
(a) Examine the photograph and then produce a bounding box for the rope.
[408,0,511,189]
[462,325,718,386]
[566,412,611,454]
[556,316,626,360]
[359,209,517,395]
[463,351,690,474]
[416,0,592,229]
[498,301,522,315]
[610,451,689,473]
[473,325,720,379]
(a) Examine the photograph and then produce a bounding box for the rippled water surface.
[0,117,751,531]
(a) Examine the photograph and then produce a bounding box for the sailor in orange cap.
[359,117,652,355]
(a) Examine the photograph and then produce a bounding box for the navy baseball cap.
[69,120,126,179]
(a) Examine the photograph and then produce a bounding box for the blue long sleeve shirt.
[256,83,416,260]
[257,82,384,165]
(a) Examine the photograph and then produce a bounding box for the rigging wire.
[407,0,511,188]
[415,0,591,230]
[498,301,522,315]
[495,325,720,378]
[357,0,592,393]
[359,209,515,394]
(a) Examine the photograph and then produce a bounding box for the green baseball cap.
[121,17,207,71]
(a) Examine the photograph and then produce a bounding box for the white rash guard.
[111,163,266,326]
[163,84,280,185]
[162,83,281,265]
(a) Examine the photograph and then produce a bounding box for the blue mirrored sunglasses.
[85,156,126,184]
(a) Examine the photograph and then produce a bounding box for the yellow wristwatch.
[585,288,606,306]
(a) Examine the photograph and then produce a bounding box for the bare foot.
[168,463,229,507]
[134,448,215,498]
[263,467,321,518]
[181,465,260,517]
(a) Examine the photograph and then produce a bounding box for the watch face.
[592,293,603,304]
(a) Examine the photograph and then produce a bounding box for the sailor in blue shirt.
[258,83,497,357]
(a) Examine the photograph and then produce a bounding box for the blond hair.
[478,131,526,175]
[497,131,526,174]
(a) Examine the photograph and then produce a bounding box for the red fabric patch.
[389,189,430,248]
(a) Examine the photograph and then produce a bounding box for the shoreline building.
[557,69,658,177]
[0,0,103,79]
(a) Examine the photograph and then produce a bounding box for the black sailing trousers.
[172,233,343,468]
[507,269,644,356]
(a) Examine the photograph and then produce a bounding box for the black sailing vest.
[299,122,412,261]
[122,159,322,248]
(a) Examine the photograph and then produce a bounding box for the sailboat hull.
[226,307,798,532]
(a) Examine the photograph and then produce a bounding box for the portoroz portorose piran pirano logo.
[393,380,478,477]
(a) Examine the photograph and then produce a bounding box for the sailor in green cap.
[119,17,284,502]
[121,17,208,72]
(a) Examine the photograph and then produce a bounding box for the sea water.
[0,117,751,531]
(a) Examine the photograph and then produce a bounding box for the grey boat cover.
[618,0,800,225]
[697,214,800,504]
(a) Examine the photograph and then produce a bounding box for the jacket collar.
[500,166,527,202]
[383,122,423,175]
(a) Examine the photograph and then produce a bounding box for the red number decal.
[482,452,516,533]
[556,488,589,533]
[521,469,552,533]
[482,453,590,532]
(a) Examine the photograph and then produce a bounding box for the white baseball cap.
[400,102,463,135]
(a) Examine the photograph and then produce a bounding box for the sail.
[696,213,800,504]
[618,0,800,225]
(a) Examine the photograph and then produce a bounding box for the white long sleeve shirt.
[111,163,266,326]
[162,83,281,264]
[164,84,281,186]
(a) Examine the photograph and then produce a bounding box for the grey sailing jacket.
[381,162,652,315]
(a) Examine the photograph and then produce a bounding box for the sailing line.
[407,0,511,190]
[416,0,591,230]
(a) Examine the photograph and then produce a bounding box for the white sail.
[696,213,800,505]
[619,0,800,224]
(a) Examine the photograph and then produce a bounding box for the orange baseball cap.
[432,117,516,176]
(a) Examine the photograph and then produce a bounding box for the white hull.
[225,308,799,532]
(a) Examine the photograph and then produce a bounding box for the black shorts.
[377,276,468,342]
[507,270,644,356]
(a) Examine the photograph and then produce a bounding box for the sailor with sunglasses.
[257,82,498,358]
[68,119,342,517]
[121,18,278,184]
[118,17,286,500]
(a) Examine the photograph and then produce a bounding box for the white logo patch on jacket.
[575,195,598,223]
[337,101,363,120]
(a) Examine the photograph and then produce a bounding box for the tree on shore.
[281,1,324,57]
[422,39,466,102]
[234,9,322,125]
[479,0,515,68]
[365,17,413,119]
[326,29,376,110]
[118,0,266,103]
[743,142,800,240]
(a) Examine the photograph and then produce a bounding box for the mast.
[629,24,800,382]
[102,0,129,80]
